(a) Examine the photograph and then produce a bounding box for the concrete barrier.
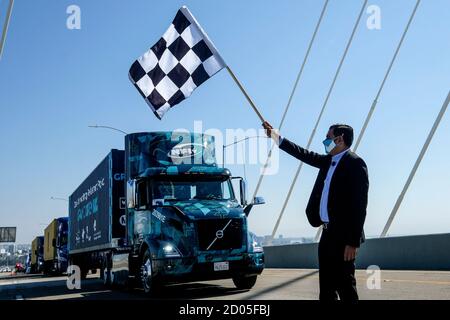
[264,233,450,270]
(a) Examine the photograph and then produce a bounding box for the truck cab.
[43,217,68,275]
[31,236,44,273]
[123,132,265,293]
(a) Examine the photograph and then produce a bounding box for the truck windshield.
[150,177,234,204]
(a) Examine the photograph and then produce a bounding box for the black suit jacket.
[279,138,369,247]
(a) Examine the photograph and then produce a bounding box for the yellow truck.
[43,217,68,275]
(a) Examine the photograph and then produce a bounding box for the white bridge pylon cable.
[381,90,450,237]
[314,0,422,242]
[0,0,14,60]
[271,0,368,240]
[353,0,421,152]
[250,0,330,202]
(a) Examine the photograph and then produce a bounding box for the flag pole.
[380,91,450,237]
[226,66,265,122]
[0,0,14,60]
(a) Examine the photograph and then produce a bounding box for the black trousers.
[318,228,358,301]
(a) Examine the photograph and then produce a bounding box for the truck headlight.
[251,241,264,253]
[248,232,263,253]
[162,244,181,258]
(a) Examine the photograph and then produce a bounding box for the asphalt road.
[1,269,450,300]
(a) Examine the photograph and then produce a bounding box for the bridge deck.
[1,269,449,300]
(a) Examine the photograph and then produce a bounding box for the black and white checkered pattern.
[129,6,226,119]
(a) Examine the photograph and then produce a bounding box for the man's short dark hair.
[330,124,354,147]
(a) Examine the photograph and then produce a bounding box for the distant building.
[259,235,315,246]
[0,244,31,255]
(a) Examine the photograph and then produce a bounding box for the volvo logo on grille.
[215,230,224,239]
[206,219,233,251]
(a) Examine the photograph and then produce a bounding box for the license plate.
[214,261,229,271]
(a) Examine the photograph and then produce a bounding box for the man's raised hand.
[262,121,281,144]
[262,121,273,137]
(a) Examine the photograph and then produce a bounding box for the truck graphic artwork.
[73,178,105,209]
[76,196,99,222]
[69,150,125,253]
[168,143,205,159]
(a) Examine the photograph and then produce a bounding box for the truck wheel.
[102,256,112,286]
[140,250,155,295]
[102,266,111,286]
[232,275,257,289]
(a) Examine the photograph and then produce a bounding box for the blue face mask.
[323,137,337,154]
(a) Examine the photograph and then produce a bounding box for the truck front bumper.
[153,252,264,283]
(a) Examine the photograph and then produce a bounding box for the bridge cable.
[271,0,368,240]
[314,0,422,242]
[250,0,330,202]
[381,90,450,237]
[0,0,14,60]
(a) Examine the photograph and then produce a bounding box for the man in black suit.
[262,121,369,301]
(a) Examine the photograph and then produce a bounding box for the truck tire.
[232,275,257,290]
[140,250,155,295]
[102,266,111,286]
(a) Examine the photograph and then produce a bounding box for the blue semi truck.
[68,131,265,293]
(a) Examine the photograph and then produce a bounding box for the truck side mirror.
[253,196,265,205]
[243,196,266,217]
[127,179,136,209]
[231,176,247,207]
[136,179,149,210]
[239,179,247,206]
[52,238,56,248]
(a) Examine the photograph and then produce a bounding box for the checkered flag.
[129,6,226,119]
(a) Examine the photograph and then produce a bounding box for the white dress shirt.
[319,148,349,223]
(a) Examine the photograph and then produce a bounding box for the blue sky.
[0,0,449,243]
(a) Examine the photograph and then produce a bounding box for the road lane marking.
[380,278,450,286]
[27,290,111,300]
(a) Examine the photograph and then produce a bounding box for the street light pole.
[222,135,267,168]
[88,125,128,135]
[50,197,68,202]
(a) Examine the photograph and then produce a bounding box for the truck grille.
[197,218,243,251]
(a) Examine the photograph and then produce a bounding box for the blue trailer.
[68,149,126,280]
